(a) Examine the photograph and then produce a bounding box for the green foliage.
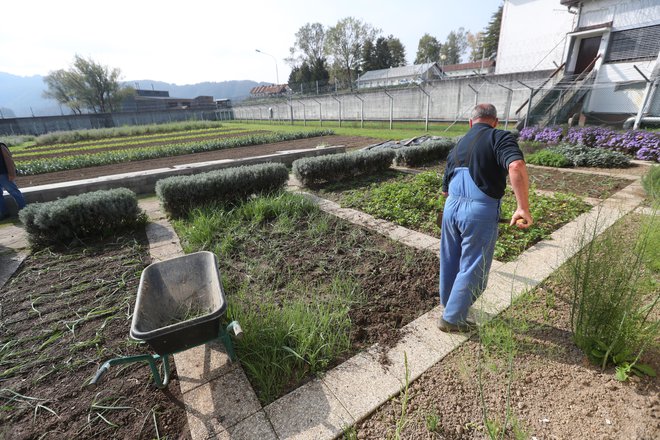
[393,138,455,167]
[33,120,225,146]
[292,149,395,186]
[339,172,589,261]
[342,171,444,232]
[19,188,146,246]
[642,164,660,203]
[568,213,660,378]
[415,33,441,64]
[156,163,289,218]
[17,130,332,175]
[525,150,571,168]
[550,144,631,168]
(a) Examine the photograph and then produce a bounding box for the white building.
[356,63,443,89]
[497,0,660,126]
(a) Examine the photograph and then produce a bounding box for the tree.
[360,39,377,73]
[467,31,485,62]
[440,28,468,65]
[482,4,503,60]
[325,17,379,88]
[43,55,130,114]
[374,37,393,70]
[415,33,441,64]
[387,36,407,67]
[286,22,327,68]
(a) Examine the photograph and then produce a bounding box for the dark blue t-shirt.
[442,123,524,199]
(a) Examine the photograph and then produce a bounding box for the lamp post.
[255,49,279,85]
[440,54,447,78]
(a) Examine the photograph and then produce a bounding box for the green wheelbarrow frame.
[87,251,241,390]
[87,321,242,389]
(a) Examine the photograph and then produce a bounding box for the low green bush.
[526,149,572,167]
[292,150,395,186]
[19,188,146,246]
[393,138,455,167]
[156,162,289,217]
[551,144,631,168]
[642,164,660,203]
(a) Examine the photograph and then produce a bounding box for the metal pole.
[354,93,365,128]
[255,49,279,84]
[332,95,341,127]
[311,98,322,126]
[417,84,431,132]
[468,84,478,106]
[497,83,514,130]
[517,81,535,129]
[633,65,653,130]
[297,100,306,126]
[384,90,394,130]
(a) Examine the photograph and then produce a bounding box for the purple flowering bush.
[565,127,660,162]
[519,126,564,144]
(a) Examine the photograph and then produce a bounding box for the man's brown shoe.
[438,317,476,333]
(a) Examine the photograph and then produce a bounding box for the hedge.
[156,162,289,217]
[19,188,146,246]
[393,138,455,167]
[292,149,395,186]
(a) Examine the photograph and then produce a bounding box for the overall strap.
[453,127,488,168]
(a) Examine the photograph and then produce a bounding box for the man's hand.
[510,209,533,228]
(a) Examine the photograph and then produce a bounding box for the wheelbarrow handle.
[86,362,111,390]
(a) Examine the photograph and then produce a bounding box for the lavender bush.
[519,126,564,144]
[565,127,659,162]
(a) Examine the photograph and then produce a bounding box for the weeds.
[567,211,659,377]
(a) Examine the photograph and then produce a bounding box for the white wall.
[586,60,656,113]
[496,0,576,74]
[579,0,660,29]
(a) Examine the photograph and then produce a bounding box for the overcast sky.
[1,0,503,85]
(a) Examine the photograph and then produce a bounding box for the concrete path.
[0,164,651,440]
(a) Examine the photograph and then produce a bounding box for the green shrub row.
[17,130,334,175]
[19,188,146,246]
[526,149,572,167]
[292,150,395,186]
[156,163,290,217]
[393,138,455,167]
[527,143,631,168]
[33,120,226,146]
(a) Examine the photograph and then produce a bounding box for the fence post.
[417,84,431,132]
[311,97,322,127]
[354,93,364,128]
[297,100,307,126]
[331,95,342,127]
[468,84,478,106]
[383,89,394,130]
[498,84,514,130]
[517,81,535,129]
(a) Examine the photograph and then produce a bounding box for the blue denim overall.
[439,167,500,324]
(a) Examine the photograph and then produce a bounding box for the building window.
[605,24,660,62]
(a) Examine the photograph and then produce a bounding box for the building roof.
[250,84,288,95]
[441,59,495,72]
[357,63,440,82]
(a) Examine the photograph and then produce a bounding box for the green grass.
[225,120,471,141]
[173,192,366,403]
[320,170,590,261]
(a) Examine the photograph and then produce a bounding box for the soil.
[351,214,659,440]
[15,135,379,188]
[0,233,191,440]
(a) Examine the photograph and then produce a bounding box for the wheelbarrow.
[87,251,242,389]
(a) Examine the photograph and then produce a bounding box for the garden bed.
[349,213,659,440]
[0,233,190,439]
[172,192,440,404]
[311,169,591,262]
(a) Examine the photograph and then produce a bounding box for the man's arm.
[508,159,533,228]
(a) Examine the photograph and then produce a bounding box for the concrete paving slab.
[320,350,402,423]
[266,379,353,440]
[380,307,469,383]
[396,232,440,251]
[183,367,262,437]
[225,410,277,440]
[173,340,237,394]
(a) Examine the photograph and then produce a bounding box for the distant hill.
[0,72,266,118]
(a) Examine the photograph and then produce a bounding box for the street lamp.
[255,49,279,85]
[440,54,447,78]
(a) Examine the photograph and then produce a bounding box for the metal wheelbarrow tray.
[87,251,241,389]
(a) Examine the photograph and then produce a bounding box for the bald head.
[470,103,498,127]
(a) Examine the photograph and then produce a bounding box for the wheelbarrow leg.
[220,321,242,362]
[87,353,171,389]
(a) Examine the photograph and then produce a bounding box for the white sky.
[1,0,502,85]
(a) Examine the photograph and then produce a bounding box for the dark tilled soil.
[0,233,191,440]
[15,135,379,188]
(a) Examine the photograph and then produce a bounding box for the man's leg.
[442,219,498,324]
[439,209,461,307]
